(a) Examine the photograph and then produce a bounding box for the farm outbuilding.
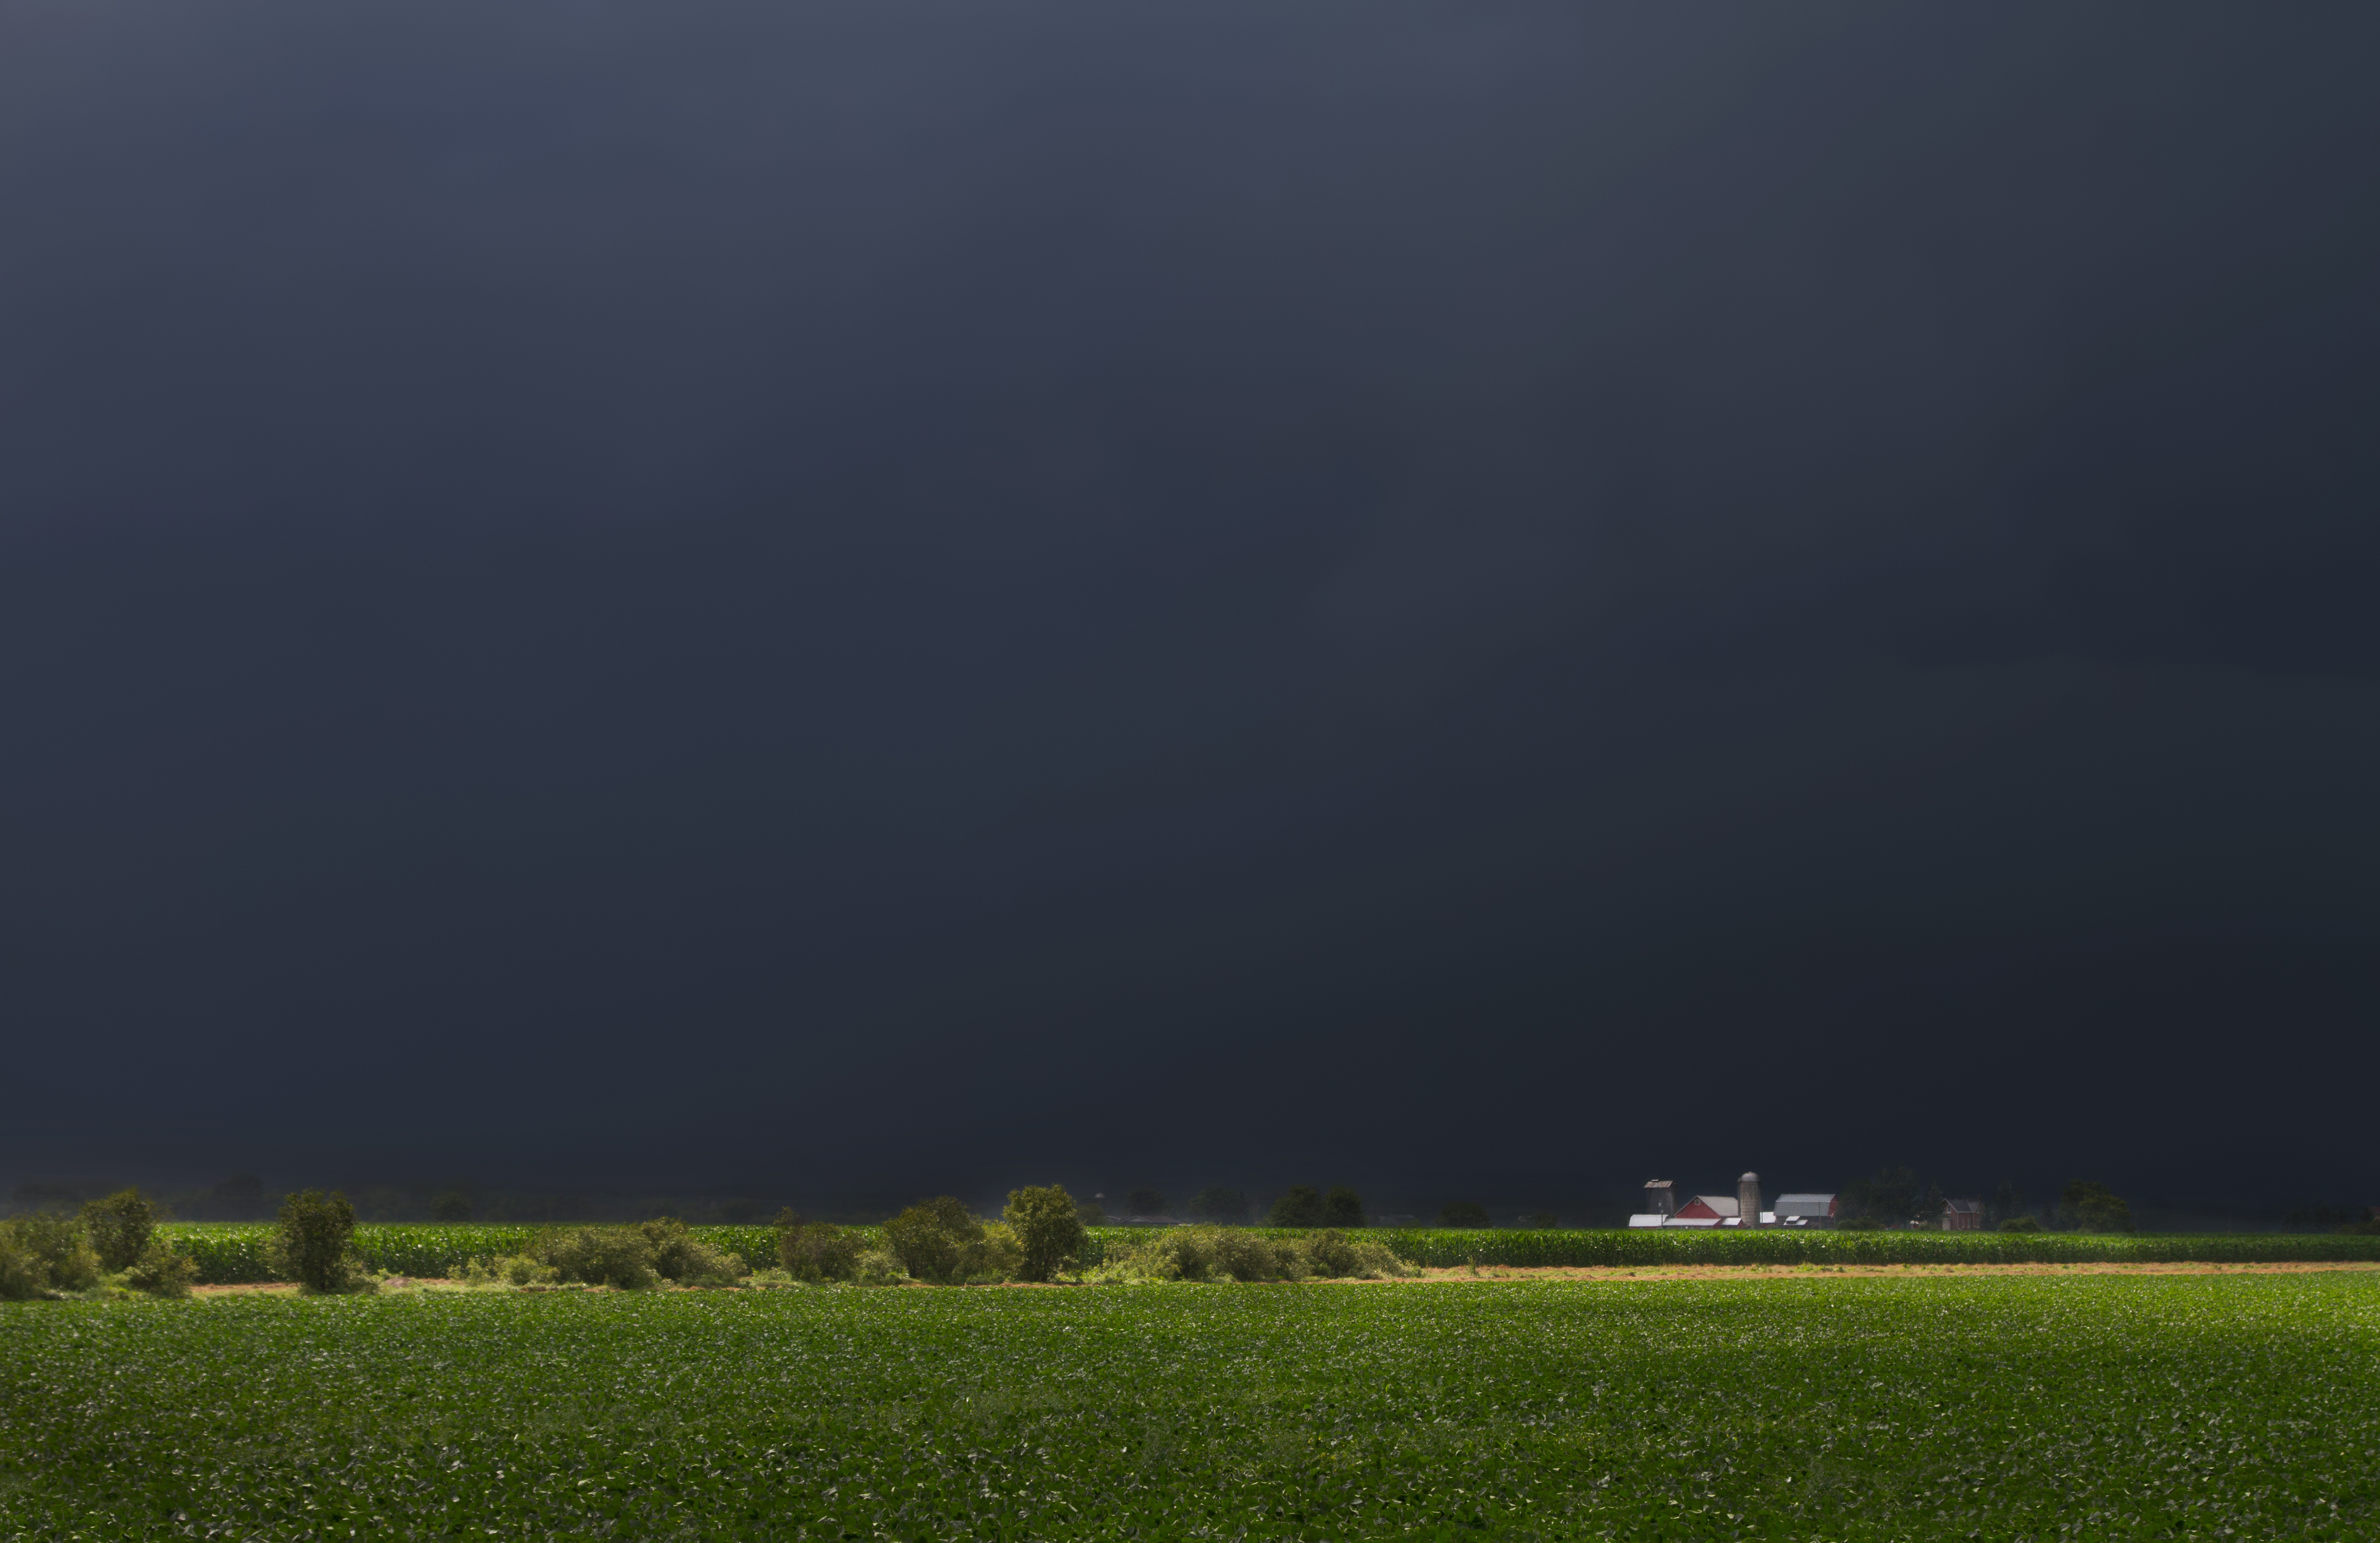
[1775,1193,1838,1225]
[1941,1198,1983,1231]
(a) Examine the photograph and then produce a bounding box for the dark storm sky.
[5,1,2378,1214]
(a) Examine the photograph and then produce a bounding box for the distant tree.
[269,1189,364,1293]
[9,1182,81,1214]
[80,1189,157,1273]
[774,1210,864,1281]
[1076,1194,1108,1226]
[1998,1216,2041,1233]
[1268,1187,1327,1227]
[1126,1188,1167,1216]
[1187,1187,1249,1225]
[431,1191,473,1223]
[1984,1180,2026,1231]
[2056,1180,2132,1233]
[1322,1187,1366,1228]
[1439,1200,1491,1228]
[883,1196,984,1282]
[1523,1212,1559,1229]
[1842,1165,1924,1226]
[2282,1203,2365,1232]
[1004,1185,1088,1282]
[79,1186,157,1276]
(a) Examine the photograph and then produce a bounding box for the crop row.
[153,1222,2380,1284]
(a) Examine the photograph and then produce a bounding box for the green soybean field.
[8,1272,2380,1540]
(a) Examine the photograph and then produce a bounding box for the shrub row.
[1090,1226,1415,1282]
[2,1191,198,1300]
[145,1220,2380,1288]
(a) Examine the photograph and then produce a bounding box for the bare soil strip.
[1385,1260,2380,1282]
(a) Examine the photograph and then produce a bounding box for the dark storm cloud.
[3,2,2377,1213]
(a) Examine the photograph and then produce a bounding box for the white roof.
[1664,1216,1721,1228]
[1692,1195,1741,1217]
[1627,1213,1669,1229]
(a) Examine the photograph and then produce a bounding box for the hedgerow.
[149,1222,2380,1286]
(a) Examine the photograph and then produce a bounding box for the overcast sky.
[5,1,2377,1217]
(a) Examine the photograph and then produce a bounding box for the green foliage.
[79,1189,158,1273]
[538,1226,660,1290]
[1004,1185,1087,1282]
[883,1197,985,1283]
[1322,1186,1365,1228]
[636,1217,745,1285]
[456,1254,557,1288]
[2058,1180,2134,1233]
[0,1236,45,1301]
[2000,1215,2043,1233]
[1268,1186,1326,1226]
[1090,1227,1416,1283]
[1186,1187,1248,1224]
[431,1191,473,1223]
[1437,1200,1490,1228]
[775,1211,864,1282]
[144,1219,2380,1287]
[851,1247,910,1286]
[269,1190,366,1294]
[15,1274,2379,1538]
[3,1213,103,1295]
[1075,1195,1107,1225]
[1125,1188,1166,1215]
[122,1239,199,1299]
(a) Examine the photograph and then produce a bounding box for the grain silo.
[1737,1172,1762,1228]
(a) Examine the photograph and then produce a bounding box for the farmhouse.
[1940,1198,1983,1231]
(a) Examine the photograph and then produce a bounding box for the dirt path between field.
[185,1262,2380,1296]
[1377,1261,2380,1282]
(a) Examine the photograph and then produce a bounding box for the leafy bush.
[964,1223,1026,1283]
[2000,1216,2043,1233]
[538,1227,659,1289]
[1088,1226,1417,1283]
[0,1235,45,1300]
[1004,1185,1088,1281]
[1186,1187,1249,1224]
[1323,1187,1366,1228]
[528,1218,744,1289]
[123,1239,199,1299]
[852,1247,910,1286]
[457,1254,557,1288]
[4,1213,103,1295]
[1438,1201,1490,1228]
[637,1217,745,1285]
[776,1211,864,1282]
[1268,1186,1326,1226]
[884,1197,985,1283]
[1075,1195,1108,1225]
[81,1189,159,1273]
[269,1191,367,1294]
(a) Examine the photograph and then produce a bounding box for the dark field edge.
[147,1224,2380,1285]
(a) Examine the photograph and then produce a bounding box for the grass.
[153,1222,2380,1283]
[7,1272,2380,1539]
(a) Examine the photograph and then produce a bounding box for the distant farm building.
[1627,1179,1775,1228]
[1775,1193,1838,1226]
[1941,1198,1983,1231]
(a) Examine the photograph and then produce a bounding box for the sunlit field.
[7,1272,2379,1540]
